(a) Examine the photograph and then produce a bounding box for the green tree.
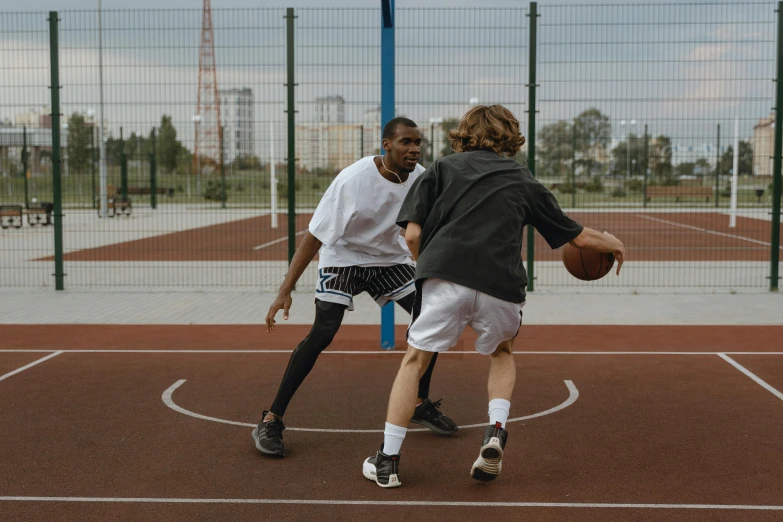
[649,135,673,179]
[718,140,753,177]
[439,117,460,158]
[573,108,611,176]
[610,132,647,177]
[66,113,94,173]
[158,115,183,173]
[537,120,573,178]
[675,161,696,177]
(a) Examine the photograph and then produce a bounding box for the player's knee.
[491,339,514,357]
[308,300,346,348]
[402,346,434,377]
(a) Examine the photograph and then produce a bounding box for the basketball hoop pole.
[380,0,396,350]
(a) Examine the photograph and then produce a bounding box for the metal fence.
[0,4,780,291]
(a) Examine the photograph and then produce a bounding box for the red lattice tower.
[194,0,222,173]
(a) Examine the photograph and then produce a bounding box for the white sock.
[383,422,407,456]
[488,398,511,428]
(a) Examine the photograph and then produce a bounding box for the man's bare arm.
[404,222,422,261]
[569,227,625,275]
[265,231,323,331]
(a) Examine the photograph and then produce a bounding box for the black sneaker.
[470,422,508,482]
[251,410,285,457]
[362,445,402,488]
[411,398,458,435]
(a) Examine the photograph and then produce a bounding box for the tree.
[158,115,183,173]
[675,162,696,177]
[649,135,673,179]
[439,118,460,158]
[718,140,753,177]
[66,113,94,173]
[610,132,648,177]
[537,121,573,178]
[573,108,611,176]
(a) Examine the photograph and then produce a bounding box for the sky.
[0,0,777,171]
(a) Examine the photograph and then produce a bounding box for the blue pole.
[380,0,396,350]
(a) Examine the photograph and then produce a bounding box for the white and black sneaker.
[251,411,285,457]
[363,445,402,488]
[470,422,508,482]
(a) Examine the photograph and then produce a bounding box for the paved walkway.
[0,288,780,326]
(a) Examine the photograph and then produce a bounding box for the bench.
[97,198,132,218]
[0,202,54,228]
[0,205,23,229]
[645,186,713,202]
[25,201,54,226]
[126,186,175,197]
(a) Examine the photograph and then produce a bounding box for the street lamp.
[429,117,443,164]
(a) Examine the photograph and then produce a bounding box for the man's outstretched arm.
[265,231,323,331]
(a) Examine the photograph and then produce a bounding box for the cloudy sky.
[0,0,776,169]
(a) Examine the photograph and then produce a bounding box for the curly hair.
[448,104,526,156]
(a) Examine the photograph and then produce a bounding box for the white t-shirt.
[309,156,424,268]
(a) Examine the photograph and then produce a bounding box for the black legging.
[269,293,438,417]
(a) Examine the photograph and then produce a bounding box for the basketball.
[562,243,615,281]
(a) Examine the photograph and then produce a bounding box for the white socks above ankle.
[488,398,511,428]
[383,422,407,456]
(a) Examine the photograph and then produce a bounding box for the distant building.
[315,96,345,124]
[362,106,381,157]
[14,106,51,128]
[219,88,255,161]
[296,123,362,173]
[753,112,774,177]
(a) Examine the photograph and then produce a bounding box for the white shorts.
[407,278,525,355]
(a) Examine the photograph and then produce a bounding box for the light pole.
[429,117,442,165]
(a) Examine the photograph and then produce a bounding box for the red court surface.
[1,325,782,521]
[47,211,776,262]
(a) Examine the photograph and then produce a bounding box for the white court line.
[0,351,63,383]
[718,353,783,402]
[253,229,308,250]
[0,497,781,510]
[1,349,782,355]
[161,379,578,432]
[637,214,781,249]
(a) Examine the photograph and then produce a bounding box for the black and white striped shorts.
[314,264,416,311]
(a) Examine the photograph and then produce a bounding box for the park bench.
[95,184,133,217]
[25,201,54,226]
[0,205,23,229]
[126,186,175,197]
[0,202,54,229]
[645,186,712,202]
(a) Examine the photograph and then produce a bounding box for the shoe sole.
[410,418,458,436]
[470,436,504,482]
[251,427,285,458]
[362,457,401,488]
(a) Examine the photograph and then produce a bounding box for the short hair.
[448,104,525,156]
[382,117,418,141]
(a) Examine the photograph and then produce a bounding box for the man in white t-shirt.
[252,118,458,458]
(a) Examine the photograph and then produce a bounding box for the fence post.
[49,11,65,291]
[571,124,576,208]
[22,126,29,208]
[91,125,96,208]
[770,3,783,290]
[526,2,538,292]
[715,124,720,208]
[285,8,296,264]
[642,124,648,208]
[380,0,396,350]
[150,127,157,209]
[220,125,226,209]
